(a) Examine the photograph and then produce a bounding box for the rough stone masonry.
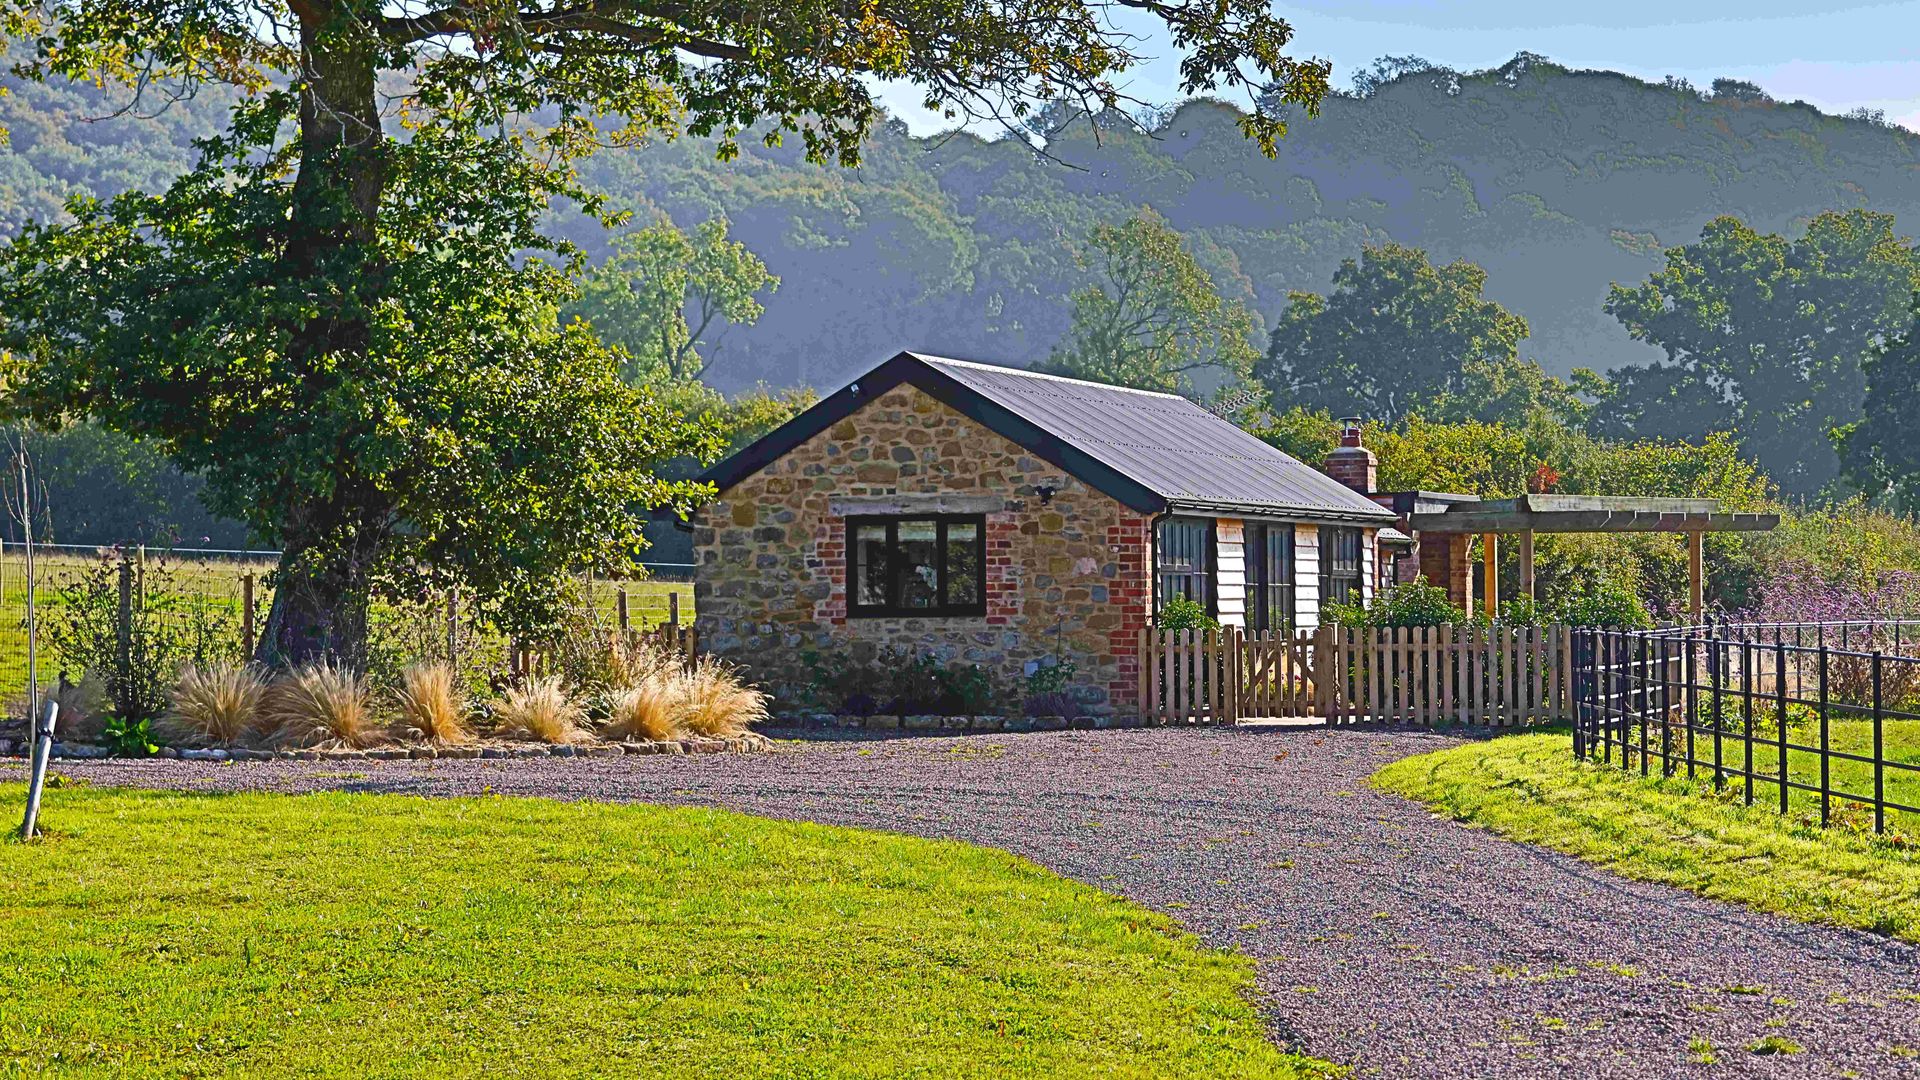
[692,384,1150,713]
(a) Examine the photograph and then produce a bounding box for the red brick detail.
[1103,515,1154,707]
[813,519,847,625]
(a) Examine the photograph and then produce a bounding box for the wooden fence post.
[241,572,256,659]
[116,557,134,698]
[445,587,458,668]
[617,588,630,633]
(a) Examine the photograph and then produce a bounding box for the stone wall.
[693,385,1152,714]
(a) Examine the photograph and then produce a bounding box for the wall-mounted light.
[1034,484,1057,506]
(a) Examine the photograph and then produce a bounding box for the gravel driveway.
[31,726,1920,1078]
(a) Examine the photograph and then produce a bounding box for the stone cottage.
[689,352,1398,714]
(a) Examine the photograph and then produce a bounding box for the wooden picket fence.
[1137,624,1575,726]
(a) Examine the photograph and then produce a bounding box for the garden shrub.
[393,662,471,745]
[159,662,267,747]
[50,674,110,742]
[1022,658,1080,717]
[1326,578,1467,629]
[263,662,381,749]
[1157,595,1218,632]
[801,647,1001,715]
[493,674,591,744]
[1558,579,1653,629]
[677,656,769,738]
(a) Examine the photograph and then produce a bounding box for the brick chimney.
[1324,416,1376,494]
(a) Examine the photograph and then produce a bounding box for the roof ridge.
[910,353,1192,402]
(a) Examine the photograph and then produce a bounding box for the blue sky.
[874,0,1920,134]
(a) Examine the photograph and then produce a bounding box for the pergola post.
[1518,529,1535,603]
[1481,532,1498,615]
[1687,529,1704,622]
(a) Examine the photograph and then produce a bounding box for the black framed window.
[1319,526,1363,611]
[1156,516,1214,614]
[1245,523,1295,632]
[848,515,985,617]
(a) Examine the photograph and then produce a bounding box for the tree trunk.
[257,3,389,670]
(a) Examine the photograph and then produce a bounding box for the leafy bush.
[1497,596,1544,627]
[493,675,592,744]
[101,714,159,756]
[160,662,268,747]
[801,647,1001,715]
[44,553,243,725]
[1558,579,1653,629]
[1326,578,1466,629]
[1158,595,1218,632]
[393,662,471,745]
[1021,658,1080,717]
[263,662,380,749]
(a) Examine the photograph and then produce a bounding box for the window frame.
[845,513,988,618]
[1245,522,1296,633]
[1154,516,1217,618]
[1319,525,1364,612]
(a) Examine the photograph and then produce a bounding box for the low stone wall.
[0,735,774,762]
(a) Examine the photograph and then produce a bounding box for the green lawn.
[0,782,1328,1078]
[1373,732,1920,943]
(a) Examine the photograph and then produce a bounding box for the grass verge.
[1371,732,1920,943]
[0,782,1330,1078]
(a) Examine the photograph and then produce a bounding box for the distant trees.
[1257,243,1533,423]
[568,217,779,385]
[1598,210,1920,497]
[1839,300,1920,513]
[1043,211,1259,395]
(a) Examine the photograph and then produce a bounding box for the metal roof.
[1408,494,1779,534]
[917,356,1394,522]
[698,351,1394,524]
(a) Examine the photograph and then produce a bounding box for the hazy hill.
[5,53,1920,400]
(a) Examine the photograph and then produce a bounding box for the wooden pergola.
[1406,495,1779,619]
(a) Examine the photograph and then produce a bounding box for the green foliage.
[1259,243,1532,423]
[1157,595,1219,632]
[1,111,723,661]
[1496,596,1544,627]
[1556,580,1653,629]
[799,646,1000,716]
[43,554,244,724]
[1601,211,1920,497]
[1044,211,1259,394]
[567,215,778,384]
[8,422,250,547]
[1326,578,1467,629]
[99,713,158,757]
[0,786,1330,1077]
[1026,657,1078,696]
[1840,297,1920,513]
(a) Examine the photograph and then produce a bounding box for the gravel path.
[28,727,1920,1078]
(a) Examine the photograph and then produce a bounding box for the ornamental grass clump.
[263,662,380,749]
[601,679,680,742]
[676,656,767,739]
[160,663,268,747]
[393,662,471,745]
[494,675,591,744]
[51,673,111,743]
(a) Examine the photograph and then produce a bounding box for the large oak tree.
[0,0,1330,666]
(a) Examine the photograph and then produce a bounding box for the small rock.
[623,741,655,755]
[0,739,13,756]
[864,714,901,731]
[940,714,971,730]
[156,746,181,759]
[513,746,547,759]
[971,716,1007,732]
[480,747,512,760]
[293,750,320,761]
[654,740,684,755]
[586,745,622,758]
[549,744,578,757]
[368,748,408,761]
[902,714,941,731]
[1002,717,1036,733]
[321,749,364,760]
[180,748,229,762]
[408,746,438,760]
[440,746,479,759]
[1034,715,1069,731]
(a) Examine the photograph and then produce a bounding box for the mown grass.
[1373,732,1920,943]
[0,782,1330,1078]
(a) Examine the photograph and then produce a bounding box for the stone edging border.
[0,733,775,762]
[773,713,1215,732]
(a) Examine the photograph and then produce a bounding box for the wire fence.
[1573,619,1920,837]
[0,544,696,715]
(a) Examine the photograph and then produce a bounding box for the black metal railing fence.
[1573,619,1920,835]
